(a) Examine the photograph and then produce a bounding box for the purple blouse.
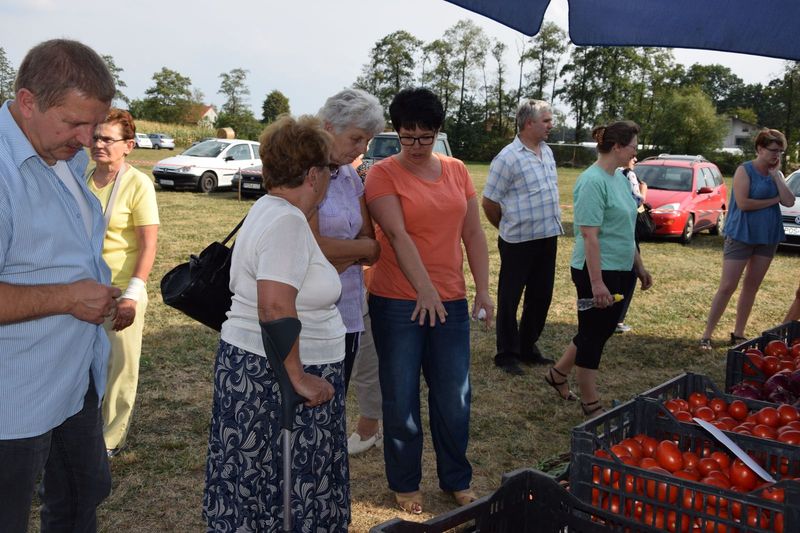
[317,164,365,333]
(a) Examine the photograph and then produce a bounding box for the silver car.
[148,133,175,150]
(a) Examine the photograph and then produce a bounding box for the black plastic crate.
[725,321,800,391]
[370,468,665,532]
[761,321,800,343]
[570,399,800,532]
[640,372,776,411]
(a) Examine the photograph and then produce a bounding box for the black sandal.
[581,399,606,418]
[729,333,747,346]
[544,367,578,401]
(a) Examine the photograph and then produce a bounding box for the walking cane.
[260,317,305,533]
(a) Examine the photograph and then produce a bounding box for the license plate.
[785,226,800,236]
[160,179,174,186]
[243,182,261,190]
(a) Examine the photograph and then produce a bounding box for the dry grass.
[28,159,800,532]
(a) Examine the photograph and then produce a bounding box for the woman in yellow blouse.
[88,109,159,456]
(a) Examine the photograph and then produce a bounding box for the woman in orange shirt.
[365,88,493,514]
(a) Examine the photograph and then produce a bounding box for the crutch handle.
[259,317,305,430]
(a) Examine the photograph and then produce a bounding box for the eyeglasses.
[92,135,127,146]
[763,147,785,155]
[398,135,435,146]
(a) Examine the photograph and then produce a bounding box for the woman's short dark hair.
[592,120,641,154]
[259,115,332,190]
[104,108,136,140]
[389,88,444,132]
[754,128,786,150]
[15,39,115,111]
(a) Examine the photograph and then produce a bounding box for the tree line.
[353,20,800,166]
[3,28,800,165]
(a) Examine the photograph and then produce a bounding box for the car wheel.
[709,210,725,235]
[198,172,217,193]
[679,214,694,245]
[154,144,160,150]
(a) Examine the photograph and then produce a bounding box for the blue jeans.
[369,294,472,493]
[0,375,110,533]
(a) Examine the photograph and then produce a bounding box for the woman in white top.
[204,115,349,532]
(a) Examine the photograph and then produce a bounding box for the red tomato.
[764,339,790,359]
[777,404,800,425]
[695,406,716,422]
[756,406,780,428]
[700,477,730,508]
[697,457,722,476]
[674,398,689,411]
[715,417,737,431]
[666,509,692,533]
[729,459,758,491]
[752,424,778,440]
[610,443,632,459]
[674,468,701,482]
[791,342,800,359]
[706,469,731,486]
[665,398,682,414]
[708,397,728,416]
[762,355,781,377]
[761,485,785,503]
[618,438,643,461]
[688,392,708,410]
[656,440,684,472]
[779,358,795,372]
[637,435,658,458]
[777,429,800,445]
[674,410,693,422]
[682,450,700,470]
[680,485,703,511]
[710,451,731,471]
[645,466,678,503]
[744,350,763,376]
[640,457,659,469]
[727,400,748,421]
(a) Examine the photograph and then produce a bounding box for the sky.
[1,0,788,119]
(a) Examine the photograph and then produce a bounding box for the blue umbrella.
[447,0,800,60]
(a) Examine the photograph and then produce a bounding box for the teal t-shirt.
[570,164,637,271]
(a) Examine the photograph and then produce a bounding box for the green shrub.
[133,120,215,148]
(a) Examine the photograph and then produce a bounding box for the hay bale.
[216,127,235,139]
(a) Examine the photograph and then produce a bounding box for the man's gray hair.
[516,99,552,132]
[318,89,385,135]
[15,39,115,111]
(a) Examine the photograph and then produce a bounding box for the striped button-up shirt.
[483,136,563,243]
[0,101,111,439]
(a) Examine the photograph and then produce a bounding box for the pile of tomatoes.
[662,392,800,445]
[590,433,790,532]
[743,339,800,375]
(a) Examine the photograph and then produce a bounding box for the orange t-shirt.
[365,154,476,301]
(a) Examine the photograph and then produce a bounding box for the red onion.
[730,382,763,400]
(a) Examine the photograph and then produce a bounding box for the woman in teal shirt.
[700,129,795,349]
[544,121,653,418]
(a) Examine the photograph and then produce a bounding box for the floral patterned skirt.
[204,340,350,532]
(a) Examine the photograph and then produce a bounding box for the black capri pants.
[571,266,636,370]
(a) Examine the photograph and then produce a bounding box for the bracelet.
[121,277,145,301]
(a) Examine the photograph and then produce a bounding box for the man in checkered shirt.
[482,99,563,375]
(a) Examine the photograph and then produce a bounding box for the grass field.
[30,148,800,531]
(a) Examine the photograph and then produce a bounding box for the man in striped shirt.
[0,40,119,532]
[482,100,563,375]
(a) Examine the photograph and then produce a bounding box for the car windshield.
[183,140,228,157]
[787,173,800,196]
[366,137,401,159]
[635,165,693,192]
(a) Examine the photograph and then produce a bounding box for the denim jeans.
[0,375,111,533]
[369,294,472,493]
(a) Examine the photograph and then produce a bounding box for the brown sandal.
[581,399,606,419]
[450,488,478,506]
[395,490,423,514]
[544,367,578,401]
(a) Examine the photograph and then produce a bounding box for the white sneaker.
[615,323,632,333]
[347,431,383,456]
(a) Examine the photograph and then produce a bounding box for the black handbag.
[160,217,245,331]
[635,203,656,241]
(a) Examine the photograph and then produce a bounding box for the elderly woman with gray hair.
[310,89,386,454]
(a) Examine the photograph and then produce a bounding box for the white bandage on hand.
[121,277,146,301]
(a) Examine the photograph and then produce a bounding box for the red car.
[634,155,728,244]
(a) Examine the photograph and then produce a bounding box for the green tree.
[215,110,262,141]
[488,40,513,135]
[0,47,17,103]
[218,68,250,116]
[521,21,567,101]
[680,64,745,113]
[261,90,290,124]
[444,19,490,127]
[625,48,681,144]
[421,39,457,119]
[136,67,194,123]
[559,47,603,142]
[101,54,128,106]
[354,30,422,111]
[650,87,727,154]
